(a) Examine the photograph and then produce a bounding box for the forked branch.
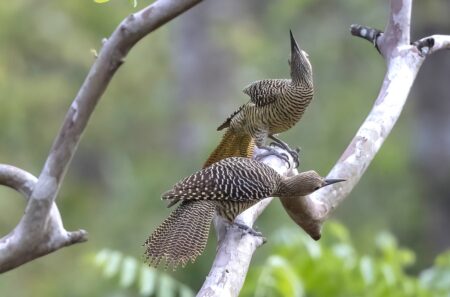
[0,0,203,273]
[199,0,450,296]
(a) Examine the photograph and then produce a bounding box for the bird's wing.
[162,167,223,202]
[162,158,280,203]
[243,80,285,108]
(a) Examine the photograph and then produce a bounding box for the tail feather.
[217,104,245,131]
[203,129,255,168]
[144,200,216,269]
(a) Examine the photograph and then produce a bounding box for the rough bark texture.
[0,0,203,273]
[198,0,450,296]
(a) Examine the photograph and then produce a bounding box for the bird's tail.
[144,200,216,269]
[203,129,255,168]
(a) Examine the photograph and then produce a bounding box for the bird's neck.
[275,175,303,197]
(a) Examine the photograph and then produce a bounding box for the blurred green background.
[1,0,449,296]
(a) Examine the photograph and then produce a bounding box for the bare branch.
[280,0,450,240]
[373,0,412,60]
[0,164,87,272]
[0,164,37,198]
[0,0,203,273]
[197,148,294,297]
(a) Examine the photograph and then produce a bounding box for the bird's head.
[282,170,345,197]
[289,30,313,86]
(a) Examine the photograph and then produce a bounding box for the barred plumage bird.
[144,157,344,269]
[204,30,313,168]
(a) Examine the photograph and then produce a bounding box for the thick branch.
[280,0,450,240]
[0,0,202,273]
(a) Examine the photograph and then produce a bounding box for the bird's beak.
[290,29,300,54]
[322,179,346,187]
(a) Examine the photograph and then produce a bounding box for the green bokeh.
[0,0,449,295]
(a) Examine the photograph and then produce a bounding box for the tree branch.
[0,164,37,198]
[0,0,203,273]
[281,0,450,240]
[197,148,294,297]
[199,1,449,295]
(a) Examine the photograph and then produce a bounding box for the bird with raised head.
[204,30,314,168]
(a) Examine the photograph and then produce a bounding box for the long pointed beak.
[290,29,300,53]
[323,179,346,187]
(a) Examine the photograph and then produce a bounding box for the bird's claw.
[267,142,300,168]
[255,146,291,167]
[232,222,264,237]
[267,136,301,168]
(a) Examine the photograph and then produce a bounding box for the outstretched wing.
[243,79,287,107]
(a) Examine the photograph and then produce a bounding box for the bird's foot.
[233,222,264,237]
[268,136,301,168]
[255,146,290,167]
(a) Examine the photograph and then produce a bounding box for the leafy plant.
[243,221,450,297]
[92,249,194,297]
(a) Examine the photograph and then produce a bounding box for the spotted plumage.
[144,157,345,269]
[165,157,281,205]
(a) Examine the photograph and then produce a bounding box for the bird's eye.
[313,186,320,191]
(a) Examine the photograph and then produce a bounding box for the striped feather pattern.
[228,78,313,147]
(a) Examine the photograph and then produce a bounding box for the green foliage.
[243,221,450,297]
[420,251,450,294]
[92,249,195,297]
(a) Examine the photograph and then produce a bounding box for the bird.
[204,30,313,168]
[144,157,344,269]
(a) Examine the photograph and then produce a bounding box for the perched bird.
[144,157,344,269]
[204,30,313,168]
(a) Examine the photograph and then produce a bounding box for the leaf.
[257,255,304,297]
[435,250,450,267]
[158,274,176,297]
[381,263,396,286]
[375,231,397,252]
[94,249,110,267]
[179,285,195,297]
[326,221,350,242]
[303,238,321,259]
[94,0,111,3]
[119,256,138,288]
[103,251,122,278]
[360,256,375,285]
[139,266,156,296]
[332,243,355,265]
